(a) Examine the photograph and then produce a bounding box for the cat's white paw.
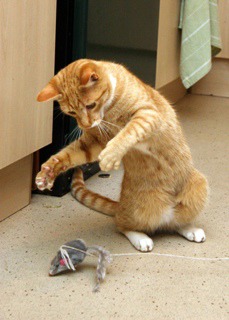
[98,145,122,171]
[123,231,154,252]
[99,157,121,171]
[136,238,154,252]
[178,227,206,243]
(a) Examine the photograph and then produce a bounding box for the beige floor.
[0,95,228,320]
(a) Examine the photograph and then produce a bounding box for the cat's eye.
[68,111,76,115]
[86,102,96,110]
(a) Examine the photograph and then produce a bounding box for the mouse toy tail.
[87,246,112,292]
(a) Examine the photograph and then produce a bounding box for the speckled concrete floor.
[0,95,228,320]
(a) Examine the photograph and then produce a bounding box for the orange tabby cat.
[36,59,208,252]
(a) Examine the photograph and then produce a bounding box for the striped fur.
[71,168,117,216]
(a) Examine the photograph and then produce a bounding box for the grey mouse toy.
[49,239,111,292]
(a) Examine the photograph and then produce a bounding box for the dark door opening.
[34,0,99,197]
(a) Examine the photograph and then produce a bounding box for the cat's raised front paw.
[36,170,55,191]
[98,143,123,171]
[35,157,67,191]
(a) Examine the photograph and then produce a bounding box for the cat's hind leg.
[122,231,154,252]
[116,186,172,252]
[174,169,208,243]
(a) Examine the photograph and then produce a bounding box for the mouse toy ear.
[37,83,62,102]
[79,63,99,87]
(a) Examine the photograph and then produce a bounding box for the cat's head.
[37,59,111,130]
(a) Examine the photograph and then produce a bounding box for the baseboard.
[191,58,229,98]
[157,78,187,104]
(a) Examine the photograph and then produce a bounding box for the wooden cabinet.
[155,0,186,103]
[217,0,229,59]
[156,0,181,89]
[0,0,56,220]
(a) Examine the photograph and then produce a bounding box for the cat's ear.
[79,64,99,87]
[37,83,62,102]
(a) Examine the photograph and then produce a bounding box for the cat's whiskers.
[101,119,121,130]
[97,124,103,141]
[100,121,115,134]
[99,123,110,142]
[72,127,79,139]
[100,126,109,142]
[64,128,75,145]
[77,128,82,140]
[74,127,82,151]
[64,127,81,144]
[99,121,110,131]
[75,127,81,140]
[54,109,64,121]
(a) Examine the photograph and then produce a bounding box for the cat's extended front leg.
[99,108,163,171]
[36,137,102,190]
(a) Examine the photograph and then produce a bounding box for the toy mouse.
[49,239,111,292]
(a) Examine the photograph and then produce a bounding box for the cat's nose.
[91,120,101,128]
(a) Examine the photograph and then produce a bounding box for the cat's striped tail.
[71,168,118,216]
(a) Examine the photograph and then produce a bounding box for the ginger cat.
[36,59,208,252]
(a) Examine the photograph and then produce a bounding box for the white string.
[60,246,76,270]
[111,252,229,262]
[60,245,228,262]
[60,245,95,257]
